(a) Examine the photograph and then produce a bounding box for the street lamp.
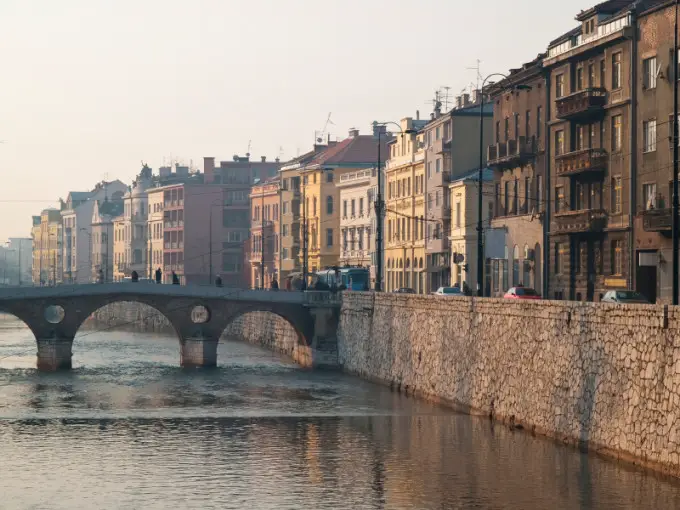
[208,198,223,285]
[476,74,531,297]
[371,121,418,292]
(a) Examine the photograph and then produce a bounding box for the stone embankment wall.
[337,292,680,477]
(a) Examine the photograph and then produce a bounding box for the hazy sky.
[0,0,592,239]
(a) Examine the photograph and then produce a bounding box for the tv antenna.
[466,59,482,90]
[246,140,251,158]
[315,112,334,143]
[439,86,452,111]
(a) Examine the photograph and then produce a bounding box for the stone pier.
[180,336,218,368]
[36,337,74,371]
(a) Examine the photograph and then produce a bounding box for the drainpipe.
[629,8,639,292]
[543,70,552,300]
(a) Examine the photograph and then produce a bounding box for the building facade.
[487,57,547,296]
[32,209,62,285]
[300,129,386,275]
[423,98,493,293]
[337,167,376,269]
[90,198,122,283]
[249,178,280,289]
[545,2,636,301]
[635,0,680,303]
[384,116,427,293]
[6,237,32,285]
[147,187,165,281]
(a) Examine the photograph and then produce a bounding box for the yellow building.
[385,117,428,293]
[299,129,386,276]
[31,209,62,285]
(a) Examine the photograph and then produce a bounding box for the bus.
[315,266,370,291]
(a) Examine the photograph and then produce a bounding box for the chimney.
[416,110,420,120]
[462,93,471,106]
[430,112,435,120]
[455,96,462,109]
[203,157,215,184]
[472,89,482,104]
[261,156,267,162]
[349,128,360,137]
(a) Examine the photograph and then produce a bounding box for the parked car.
[433,286,463,296]
[394,288,416,294]
[601,290,650,304]
[503,287,541,300]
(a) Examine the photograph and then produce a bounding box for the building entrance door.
[636,251,658,303]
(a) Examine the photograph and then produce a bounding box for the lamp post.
[372,121,417,292]
[208,198,223,286]
[476,74,531,297]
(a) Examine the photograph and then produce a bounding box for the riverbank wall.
[337,292,680,478]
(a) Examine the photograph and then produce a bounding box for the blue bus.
[315,267,370,291]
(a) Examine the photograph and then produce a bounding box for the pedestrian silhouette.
[172,271,180,285]
[155,267,162,284]
[271,278,279,290]
[215,275,223,287]
[131,270,139,282]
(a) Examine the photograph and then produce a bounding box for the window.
[576,67,584,91]
[612,52,621,89]
[495,120,500,143]
[555,186,564,213]
[351,199,356,217]
[435,190,441,207]
[359,198,364,216]
[343,200,348,218]
[513,179,519,214]
[643,119,657,152]
[612,176,622,213]
[504,117,510,140]
[313,197,317,216]
[643,56,657,89]
[588,63,595,87]
[427,162,432,178]
[407,177,411,196]
[525,110,531,138]
[611,240,622,275]
[358,227,364,249]
[555,130,565,156]
[436,126,441,140]
[282,224,289,237]
[326,228,333,247]
[456,202,461,227]
[313,173,317,184]
[537,106,542,139]
[326,172,334,183]
[514,113,520,138]
[555,243,564,274]
[504,181,510,215]
[436,159,441,173]
[494,183,501,217]
[524,177,530,214]
[600,60,606,88]
[576,125,585,150]
[556,74,564,98]
[611,115,622,152]
[326,195,333,214]
[643,183,657,210]
[536,175,543,212]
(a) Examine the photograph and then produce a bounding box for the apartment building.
[279,149,324,282]
[32,209,62,285]
[249,178,280,289]
[545,1,639,301]
[203,155,281,287]
[448,169,495,290]
[337,166,376,269]
[486,57,547,296]
[90,197,122,283]
[384,116,427,293]
[299,129,386,274]
[635,0,680,303]
[422,97,493,292]
[147,187,165,281]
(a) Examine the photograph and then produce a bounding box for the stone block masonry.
[337,292,680,477]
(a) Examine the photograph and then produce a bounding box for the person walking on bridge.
[155,267,162,284]
[270,278,279,291]
[215,275,223,288]
[172,271,180,285]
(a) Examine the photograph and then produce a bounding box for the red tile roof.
[307,135,388,167]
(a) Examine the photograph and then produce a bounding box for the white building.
[60,181,126,283]
[337,167,376,268]
[90,198,123,282]
[6,238,32,285]
[147,186,165,281]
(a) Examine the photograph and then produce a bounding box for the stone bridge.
[0,284,341,371]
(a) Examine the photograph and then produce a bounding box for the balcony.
[433,137,452,155]
[487,136,536,169]
[552,209,608,235]
[642,208,672,233]
[555,148,607,178]
[556,88,607,121]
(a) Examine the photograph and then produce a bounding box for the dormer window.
[584,18,596,36]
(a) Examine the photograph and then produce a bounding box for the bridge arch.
[220,303,309,347]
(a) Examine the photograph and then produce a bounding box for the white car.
[433,286,463,296]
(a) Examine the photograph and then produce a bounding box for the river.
[1,313,680,509]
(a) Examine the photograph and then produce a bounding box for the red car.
[503,287,541,300]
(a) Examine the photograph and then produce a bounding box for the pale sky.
[0,0,593,239]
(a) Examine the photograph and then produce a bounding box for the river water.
[1,314,680,509]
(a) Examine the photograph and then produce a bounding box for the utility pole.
[674,0,679,305]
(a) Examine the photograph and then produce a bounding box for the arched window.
[419,257,424,269]
[406,258,411,269]
[313,197,317,216]
[523,243,531,287]
[326,196,333,214]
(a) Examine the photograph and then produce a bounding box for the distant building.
[91,197,123,282]
[249,177,280,289]
[32,209,62,285]
[6,238,32,285]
